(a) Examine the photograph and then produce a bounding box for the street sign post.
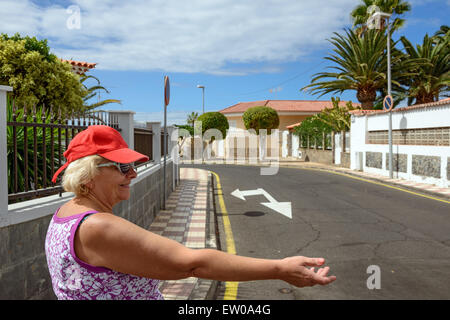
[163,76,170,210]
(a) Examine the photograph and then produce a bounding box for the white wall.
[350,103,450,188]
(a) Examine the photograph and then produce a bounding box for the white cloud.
[0,0,42,35]
[0,0,357,74]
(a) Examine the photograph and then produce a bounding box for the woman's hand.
[278,256,337,288]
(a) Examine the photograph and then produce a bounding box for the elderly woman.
[45,125,336,300]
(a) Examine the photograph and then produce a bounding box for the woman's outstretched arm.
[75,213,336,287]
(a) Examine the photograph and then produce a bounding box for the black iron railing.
[7,101,120,203]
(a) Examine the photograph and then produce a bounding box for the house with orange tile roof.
[61,59,96,75]
[208,100,359,161]
[219,99,359,132]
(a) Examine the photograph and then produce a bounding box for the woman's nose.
[126,167,137,178]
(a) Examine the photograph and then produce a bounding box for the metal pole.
[387,18,393,179]
[202,87,205,114]
[163,103,167,210]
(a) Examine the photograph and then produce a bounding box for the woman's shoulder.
[56,200,111,220]
[77,211,137,240]
[56,201,92,218]
[80,212,137,235]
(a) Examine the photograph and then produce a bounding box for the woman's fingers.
[308,266,336,286]
[317,266,330,276]
[302,257,325,267]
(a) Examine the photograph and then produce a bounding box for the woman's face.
[89,162,137,206]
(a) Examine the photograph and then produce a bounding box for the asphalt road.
[183,163,450,300]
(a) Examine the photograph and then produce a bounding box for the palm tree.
[433,25,449,45]
[399,34,450,104]
[351,0,411,35]
[302,29,422,109]
[80,74,121,111]
[186,111,199,127]
[302,29,407,109]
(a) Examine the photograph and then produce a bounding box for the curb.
[188,172,219,300]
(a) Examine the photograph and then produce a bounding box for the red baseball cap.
[52,125,149,183]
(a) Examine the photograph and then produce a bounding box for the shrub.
[242,106,279,135]
[195,112,229,141]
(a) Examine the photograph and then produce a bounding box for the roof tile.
[220,100,359,114]
[350,98,450,117]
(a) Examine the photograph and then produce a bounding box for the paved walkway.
[148,168,217,300]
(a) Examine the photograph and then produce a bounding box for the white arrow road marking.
[231,188,292,219]
[260,202,292,219]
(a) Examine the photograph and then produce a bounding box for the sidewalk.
[148,167,218,300]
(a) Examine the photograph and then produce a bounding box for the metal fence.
[299,132,334,150]
[134,127,153,163]
[7,101,120,203]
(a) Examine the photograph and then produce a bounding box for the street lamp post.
[197,85,205,114]
[387,16,393,179]
[370,10,393,179]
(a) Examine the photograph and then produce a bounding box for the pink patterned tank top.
[45,209,163,300]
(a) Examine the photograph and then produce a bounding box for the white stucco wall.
[350,103,450,188]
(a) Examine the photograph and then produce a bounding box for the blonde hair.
[61,155,104,196]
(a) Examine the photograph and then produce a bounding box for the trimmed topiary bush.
[195,111,229,141]
[242,106,279,135]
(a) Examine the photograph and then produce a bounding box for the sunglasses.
[97,162,137,175]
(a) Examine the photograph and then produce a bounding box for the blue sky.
[1,0,449,125]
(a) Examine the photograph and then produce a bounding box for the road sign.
[231,188,292,219]
[383,95,393,111]
[164,75,170,106]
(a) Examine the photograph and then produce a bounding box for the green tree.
[242,106,279,135]
[315,97,360,132]
[174,124,194,137]
[186,111,199,127]
[351,0,411,34]
[293,115,331,149]
[399,33,450,104]
[1,33,56,62]
[194,112,229,160]
[292,98,359,149]
[301,28,417,109]
[0,34,86,115]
